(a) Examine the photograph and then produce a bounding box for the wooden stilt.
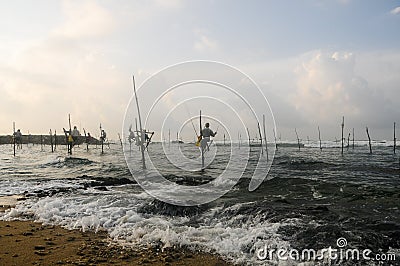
[263,114,268,160]
[318,126,322,151]
[168,129,171,148]
[341,116,344,155]
[394,122,396,154]
[133,75,146,169]
[54,130,57,151]
[68,114,72,155]
[100,124,104,154]
[118,133,123,147]
[366,127,372,154]
[50,129,54,152]
[347,133,350,150]
[295,128,301,151]
[13,122,16,157]
[257,122,263,154]
[273,128,278,150]
[246,127,250,146]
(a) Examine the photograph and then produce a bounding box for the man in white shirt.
[200,123,217,151]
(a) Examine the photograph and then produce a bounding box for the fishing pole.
[184,104,199,137]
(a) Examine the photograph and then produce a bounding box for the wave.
[39,156,95,168]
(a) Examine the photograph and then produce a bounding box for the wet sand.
[0,202,232,266]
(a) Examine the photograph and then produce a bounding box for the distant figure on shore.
[144,129,154,148]
[86,132,92,144]
[200,123,216,152]
[14,129,22,149]
[72,126,80,137]
[100,130,107,142]
[144,129,150,142]
[128,127,135,144]
[72,126,80,142]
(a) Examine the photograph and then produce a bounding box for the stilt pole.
[295,128,301,151]
[13,122,16,156]
[263,114,268,160]
[133,75,146,169]
[341,116,344,155]
[257,122,263,154]
[394,122,396,154]
[318,126,322,151]
[366,127,372,154]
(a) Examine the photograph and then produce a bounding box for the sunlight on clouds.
[154,0,183,9]
[390,7,400,15]
[54,0,116,38]
[293,51,363,121]
[0,0,129,135]
[193,30,218,53]
[291,50,400,128]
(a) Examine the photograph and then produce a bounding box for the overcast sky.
[1,0,399,141]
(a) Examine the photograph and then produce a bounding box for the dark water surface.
[1,142,399,265]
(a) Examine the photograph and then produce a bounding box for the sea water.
[0,142,399,265]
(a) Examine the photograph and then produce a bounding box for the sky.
[1,0,399,141]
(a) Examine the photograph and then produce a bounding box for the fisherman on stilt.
[14,129,22,149]
[200,123,217,153]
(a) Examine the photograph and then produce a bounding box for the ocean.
[1,141,399,265]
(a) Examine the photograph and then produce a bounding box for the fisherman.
[144,130,154,149]
[100,129,107,142]
[14,129,22,148]
[87,132,92,143]
[128,127,135,144]
[71,126,80,142]
[200,123,217,151]
[72,126,80,137]
[62,127,74,154]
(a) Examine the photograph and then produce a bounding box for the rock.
[34,245,46,250]
[34,250,48,256]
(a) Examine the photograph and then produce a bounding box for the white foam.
[0,193,298,265]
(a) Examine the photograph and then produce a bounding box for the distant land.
[0,135,100,146]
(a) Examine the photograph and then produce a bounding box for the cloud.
[0,1,130,135]
[54,0,116,39]
[390,6,400,15]
[291,50,400,129]
[154,0,183,9]
[193,30,218,52]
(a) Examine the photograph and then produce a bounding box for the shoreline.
[0,204,233,265]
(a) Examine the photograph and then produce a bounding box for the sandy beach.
[0,204,232,266]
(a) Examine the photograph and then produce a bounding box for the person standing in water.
[14,129,22,149]
[100,129,107,142]
[200,123,217,152]
[71,126,80,143]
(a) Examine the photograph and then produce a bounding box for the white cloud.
[390,6,400,15]
[154,0,183,9]
[0,1,130,136]
[54,0,116,39]
[193,30,218,52]
[291,50,400,129]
